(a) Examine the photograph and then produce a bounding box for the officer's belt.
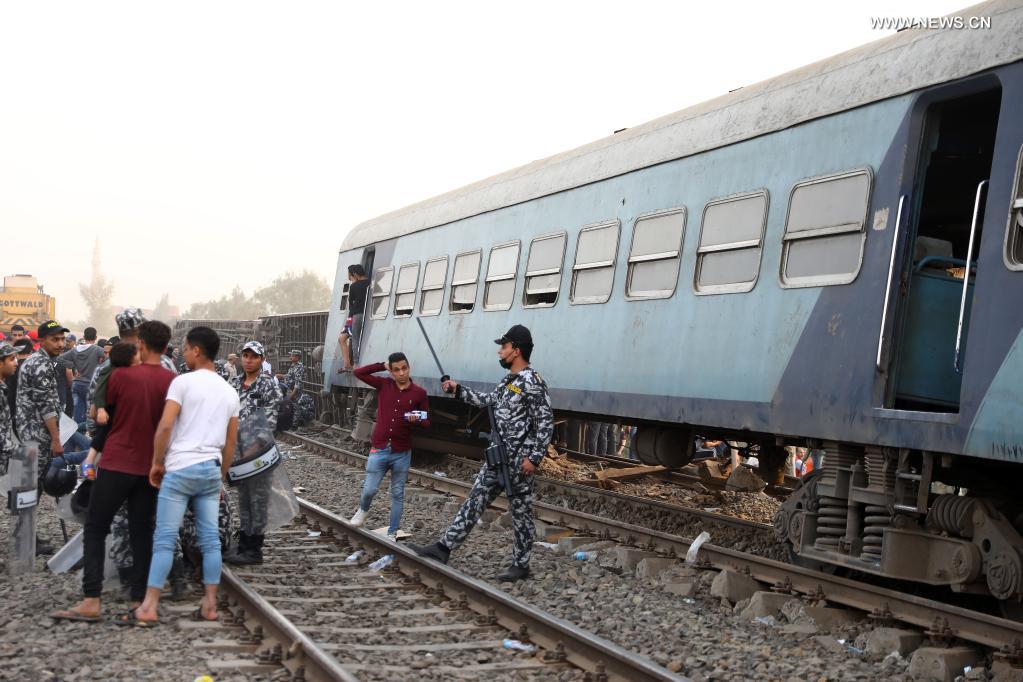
[228,444,281,483]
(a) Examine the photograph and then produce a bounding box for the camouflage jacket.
[214,359,232,383]
[457,366,554,467]
[284,362,305,393]
[0,382,17,475]
[231,372,283,431]
[161,355,178,375]
[15,349,62,451]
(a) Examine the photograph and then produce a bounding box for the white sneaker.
[387,533,398,542]
[349,508,368,527]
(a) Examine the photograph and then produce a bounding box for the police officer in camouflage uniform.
[15,321,70,494]
[277,350,305,400]
[0,342,19,476]
[410,325,554,581]
[224,341,282,565]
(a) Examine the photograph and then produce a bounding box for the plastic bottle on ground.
[368,554,395,571]
[344,549,365,564]
[502,639,537,654]
[573,551,597,561]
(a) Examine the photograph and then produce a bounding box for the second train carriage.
[322,2,1023,607]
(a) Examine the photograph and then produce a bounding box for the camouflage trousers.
[235,473,272,535]
[110,490,233,570]
[440,472,535,569]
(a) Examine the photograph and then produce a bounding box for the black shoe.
[408,541,450,564]
[497,565,530,582]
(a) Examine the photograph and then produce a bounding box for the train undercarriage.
[775,443,1023,614]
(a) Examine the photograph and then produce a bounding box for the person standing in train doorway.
[409,324,554,581]
[338,264,370,372]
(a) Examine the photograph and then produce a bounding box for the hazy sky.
[1,0,970,322]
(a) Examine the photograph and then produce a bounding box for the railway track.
[214,498,680,681]
[279,430,1023,652]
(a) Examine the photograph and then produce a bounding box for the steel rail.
[219,566,360,682]
[283,431,1023,650]
[297,498,682,682]
[285,431,770,533]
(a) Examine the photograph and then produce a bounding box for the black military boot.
[169,556,191,601]
[497,565,530,582]
[223,532,250,565]
[35,536,55,556]
[408,541,450,564]
[237,534,264,565]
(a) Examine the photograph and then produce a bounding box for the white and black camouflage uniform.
[231,365,283,536]
[14,348,63,487]
[283,360,305,395]
[441,367,554,568]
[0,343,18,475]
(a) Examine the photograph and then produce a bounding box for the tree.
[79,239,115,330]
[254,270,331,314]
[184,286,266,319]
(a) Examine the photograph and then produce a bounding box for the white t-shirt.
[164,369,240,473]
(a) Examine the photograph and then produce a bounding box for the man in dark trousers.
[349,352,429,540]
[409,325,554,581]
[338,264,370,372]
[52,321,175,622]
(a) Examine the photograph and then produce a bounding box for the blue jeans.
[72,381,89,425]
[147,459,223,588]
[359,446,410,535]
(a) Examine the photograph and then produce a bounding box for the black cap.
[13,338,33,355]
[37,320,70,338]
[97,338,109,348]
[494,324,533,348]
[108,335,121,345]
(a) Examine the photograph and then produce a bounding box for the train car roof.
[342,0,1023,252]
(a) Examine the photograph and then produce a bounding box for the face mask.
[499,358,512,370]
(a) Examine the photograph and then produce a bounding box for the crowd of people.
[0,308,314,625]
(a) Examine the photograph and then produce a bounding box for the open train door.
[883,84,1001,412]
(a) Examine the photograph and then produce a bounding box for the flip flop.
[50,609,102,623]
[190,607,217,622]
[113,610,159,628]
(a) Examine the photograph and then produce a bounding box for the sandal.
[50,608,102,623]
[113,610,159,628]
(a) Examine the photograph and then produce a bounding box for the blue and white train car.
[325,1,1023,604]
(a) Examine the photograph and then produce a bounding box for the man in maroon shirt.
[350,352,429,540]
[52,321,176,622]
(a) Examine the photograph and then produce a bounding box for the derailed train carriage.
[173,314,330,413]
[321,2,1023,608]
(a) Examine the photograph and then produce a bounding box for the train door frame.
[882,76,1002,413]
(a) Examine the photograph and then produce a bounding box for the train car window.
[339,282,350,311]
[695,191,768,294]
[450,249,482,314]
[626,207,686,299]
[523,232,566,308]
[420,256,448,316]
[781,169,871,287]
[1004,144,1023,270]
[371,266,394,319]
[570,219,620,305]
[483,241,521,311]
[393,262,420,318]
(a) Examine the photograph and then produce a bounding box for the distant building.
[1,274,56,333]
